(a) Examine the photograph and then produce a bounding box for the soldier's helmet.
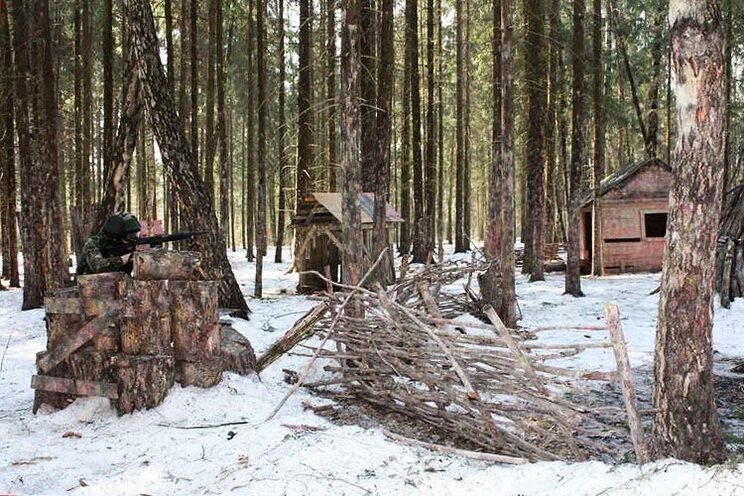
[103,212,141,237]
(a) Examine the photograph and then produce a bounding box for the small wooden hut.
[291,192,403,293]
[581,157,672,274]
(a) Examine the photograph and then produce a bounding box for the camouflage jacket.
[77,234,127,275]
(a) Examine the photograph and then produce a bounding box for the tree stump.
[114,354,175,414]
[221,325,257,375]
[170,280,222,387]
[120,280,172,355]
[132,249,205,280]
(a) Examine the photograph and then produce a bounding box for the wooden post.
[605,304,649,463]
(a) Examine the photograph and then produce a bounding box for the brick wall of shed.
[582,198,668,273]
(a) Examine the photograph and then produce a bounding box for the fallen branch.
[383,430,530,465]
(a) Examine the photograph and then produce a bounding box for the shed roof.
[292,192,403,226]
[582,157,670,206]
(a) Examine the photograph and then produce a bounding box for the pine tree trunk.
[0,11,18,287]
[82,0,93,213]
[499,0,516,326]
[217,0,230,244]
[341,0,363,287]
[103,0,114,184]
[10,0,45,308]
[190,0,198,161]
[651,0,726,464]
[297,0,314,205]
[203,0,216,201]
[423,0,436,261]
[359,0,377,191]
[408,0,425,263]
[37,0,69,288]
[565,0,585,297]
[591,0,604,276]
[436,0,444,251]
[524,0,545,282]
[481,0,502,313]
[123,0,250,317]
[372,0,393,283]
[275,0,287,263]
[326,0,337,191]
[399,22,412,256]
[255,0,267,298]
[245,0,255,261]
[454,0,466,253]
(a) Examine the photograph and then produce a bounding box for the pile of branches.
[303,260,635,463]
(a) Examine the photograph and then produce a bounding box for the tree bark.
[524,0,546,282]
[327,0,337,191]
[408,0,425,262]
[204,0,217,201]
[0,10,18,287]
[591,0,604,276]
[372,0,394,283]
[499,0,516,326]
[10,0,46,308]
[359,0,377,191]
[454,0,466,253]
[275,0,288,263]
[245,0,255,261]
[217,0,229,244]
[190,0,198,161]
[565,0,585,297]
[297,0,314,206]
[651,0,726,464]
[255,0,267,298]
[341,0,363,287]
[399,21,412,256]
[423,0,436,261]
[103,0,114,185]
[123,0,249,317]
[481,0,502,313]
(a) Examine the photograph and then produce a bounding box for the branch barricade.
[289,260,649,463]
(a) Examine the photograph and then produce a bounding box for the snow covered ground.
[2,247,744,495]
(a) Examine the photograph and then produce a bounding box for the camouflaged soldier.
[77,213,141,275]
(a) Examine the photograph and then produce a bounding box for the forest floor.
[2,246,744,495]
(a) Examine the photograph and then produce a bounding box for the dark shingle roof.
[582,157,670,206]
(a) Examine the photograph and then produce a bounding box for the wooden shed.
[291,192,403,293]
[581,158,672,274]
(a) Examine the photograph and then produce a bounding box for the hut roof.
[291,192,404,227]
[582,157,670,206]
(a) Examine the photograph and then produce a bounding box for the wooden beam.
[31,374,119,399]
[605,304,649,463]
[38,311,116,373]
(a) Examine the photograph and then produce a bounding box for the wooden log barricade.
[31,249,252,415]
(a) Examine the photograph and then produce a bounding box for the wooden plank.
[605,304,649,464]
[31,375,118,399]
[38,311,116,373]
